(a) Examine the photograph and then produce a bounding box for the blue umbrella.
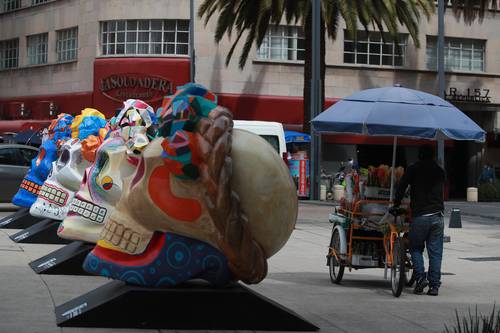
[312,86,485,142]
[14,129,43,146]
[311,86,486,201]
[285,130,310,143]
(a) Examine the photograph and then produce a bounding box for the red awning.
[0,120,51,133]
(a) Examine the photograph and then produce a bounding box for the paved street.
[0,202,499,333]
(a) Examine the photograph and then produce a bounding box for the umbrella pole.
[389,136,398,203]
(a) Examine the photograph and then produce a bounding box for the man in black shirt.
[394,144,445,296]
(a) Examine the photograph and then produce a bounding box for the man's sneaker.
[414,279,429,295]
[427,287,439,296]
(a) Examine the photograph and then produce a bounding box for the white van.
[233,120,287,156]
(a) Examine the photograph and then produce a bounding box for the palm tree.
[198,0,496,133]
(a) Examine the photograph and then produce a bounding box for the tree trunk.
[302,8,325,135]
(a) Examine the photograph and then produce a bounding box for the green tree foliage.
[198,0,496,132]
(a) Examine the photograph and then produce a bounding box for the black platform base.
[10,219,71,244]
[0,207,44,229]
[55,280,319,331]
[29,241,95,275]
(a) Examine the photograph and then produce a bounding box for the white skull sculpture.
[30,138,88,220]
[58,137,137,243]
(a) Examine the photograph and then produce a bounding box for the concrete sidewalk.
[0,204,499,332]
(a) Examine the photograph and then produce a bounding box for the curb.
[300,200,500,221]
[0,204,20,212]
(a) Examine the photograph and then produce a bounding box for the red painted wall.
[218,93,337,128]
[0,92,92,121]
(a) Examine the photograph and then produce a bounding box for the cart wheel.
[391,238,406,297]
[329,229,345,284]
[405,251,415,287]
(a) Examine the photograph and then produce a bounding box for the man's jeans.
[409,214,444,288]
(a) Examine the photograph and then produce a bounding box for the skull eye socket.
[96,151,109,172]
[57,148,70,169]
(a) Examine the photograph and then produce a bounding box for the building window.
[32,0,48,4]
[27,33,48,65]
[0,38,18,70]
[426,37,485,72]
[3,0,20,12]
[57,27,78,62]
[256,26,305,61]
[344,31,407,66]
[100,19,189,56]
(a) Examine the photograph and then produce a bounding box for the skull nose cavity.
[57,148,70,168]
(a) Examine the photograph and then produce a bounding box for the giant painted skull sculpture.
[83,84,297,287]
[30,109,107,220]
[57,137,137,243]
[58,100,156,243]
[12,114,74,208]
[113,99,157,155]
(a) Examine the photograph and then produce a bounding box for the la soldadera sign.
[99,73,172,103]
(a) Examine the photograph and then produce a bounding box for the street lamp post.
[437,0,445,168]
[310,0,321,200]
[190,0,196,83]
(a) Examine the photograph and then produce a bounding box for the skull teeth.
[39,184,68,206]
[101,220,141,253]
[20,179,42,195]
[68,197,106,223]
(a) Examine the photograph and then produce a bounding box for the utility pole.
[437,0,445,167]
[309,0,321,200]
[189,0,196,82]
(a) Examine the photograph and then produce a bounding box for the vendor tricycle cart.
[312,86,485,297]
[327,201,414,297]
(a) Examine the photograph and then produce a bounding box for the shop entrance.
[356,144,408,169]
[447,142,468,199]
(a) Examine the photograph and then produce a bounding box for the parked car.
[0,144,39,202]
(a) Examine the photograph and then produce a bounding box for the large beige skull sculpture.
[87,95,297,286]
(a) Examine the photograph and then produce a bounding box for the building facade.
[1,0,499,197]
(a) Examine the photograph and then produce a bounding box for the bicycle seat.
[388,206,407,217]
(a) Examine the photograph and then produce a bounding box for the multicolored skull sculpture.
[83,84,297,287]
[113,99,157,155]
[12,114,74,208]
[58,137,137,243]
[57,100,157,243]
[30,109,107,220]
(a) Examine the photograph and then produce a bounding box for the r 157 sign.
[445,87,491,103]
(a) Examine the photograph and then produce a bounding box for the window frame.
[0,38,19,70]
[100,19,190,57]
[56,27,78,62]
[256,25,305,62]
[2,0,20,12]
[27,33,48,66]
[343,30,408,67]
[426,36,485,72]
